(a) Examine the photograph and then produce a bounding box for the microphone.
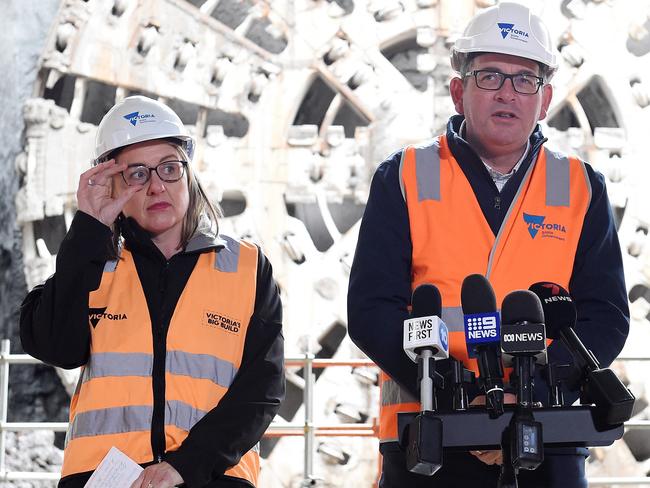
[528,282,596,371]
[402,284,448,476]
[403,284,449,366]
[529,282,635,426]
[500,290,546,472]
[461,274,504,418]
[500,290,547,408]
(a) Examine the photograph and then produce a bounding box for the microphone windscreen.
[461,274,497,314]
[529,282,577,339]
[411,283,442,319]
[501,290,544,325]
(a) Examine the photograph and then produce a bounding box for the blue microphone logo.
[464,312,500,357]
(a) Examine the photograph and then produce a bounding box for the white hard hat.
[94,95,195,163]
[451,2,558,78]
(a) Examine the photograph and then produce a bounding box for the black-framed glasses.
[465,69,544,95]
[121,160,188,186]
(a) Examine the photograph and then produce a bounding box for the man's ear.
[449,77,465,114]
[538,83,553,121]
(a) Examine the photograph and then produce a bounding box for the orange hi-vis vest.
[379,135,592,443]
[63,236,261,485]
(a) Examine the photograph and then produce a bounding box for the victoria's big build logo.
[204,310,241,334]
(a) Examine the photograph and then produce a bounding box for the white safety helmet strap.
[451,2,558,79]
[94,95,195,163]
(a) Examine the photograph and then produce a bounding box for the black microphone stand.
[478,346,505,419]
[498,427,518,488]
[450,358,475,411]
[499,355,543,487]
[546,362,572,407]
[406,347,445,475]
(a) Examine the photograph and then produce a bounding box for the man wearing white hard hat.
[21,96,285,488]
[348,3,628,487]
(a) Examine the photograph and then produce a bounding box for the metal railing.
[1,339,650,486]
[0,340,379,485]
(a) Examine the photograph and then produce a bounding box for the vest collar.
[447,115,547,164]
[185,232,227,253]
[121,217,225,259]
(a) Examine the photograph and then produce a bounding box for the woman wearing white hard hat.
[21,96,285,488]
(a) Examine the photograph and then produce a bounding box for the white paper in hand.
[84,446,143,488]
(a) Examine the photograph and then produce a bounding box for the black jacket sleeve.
[347,152,420,398]
[19,211,112,368]
[165,249,285,488]
[534,166,630,405]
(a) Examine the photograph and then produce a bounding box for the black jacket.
[20,211,285,488]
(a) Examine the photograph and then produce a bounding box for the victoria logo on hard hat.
[497,22,530,42]
[123,111,157,127]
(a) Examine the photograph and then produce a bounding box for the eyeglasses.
[121,160,188,186]
[465,69,544,95]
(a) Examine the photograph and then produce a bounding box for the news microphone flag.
[501,323,547,366]
[500,290,547,366]
[403,315,449,363]
[464,312,500,358]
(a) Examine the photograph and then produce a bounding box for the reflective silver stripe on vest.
[68,405,152,441]
[215,235,240,273]
[415,140,441,202]
[83,352,153,383]
[165,400,208,432]
[545,149,571,207]
[103,241,123,272]
[83,351,237,390]
[67,400,212,442]
[381,377,417,406]
[166,350,238,389]
[442,306,464,332]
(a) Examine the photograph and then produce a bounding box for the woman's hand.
[76,159,143,227]
[129,461,184,488]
